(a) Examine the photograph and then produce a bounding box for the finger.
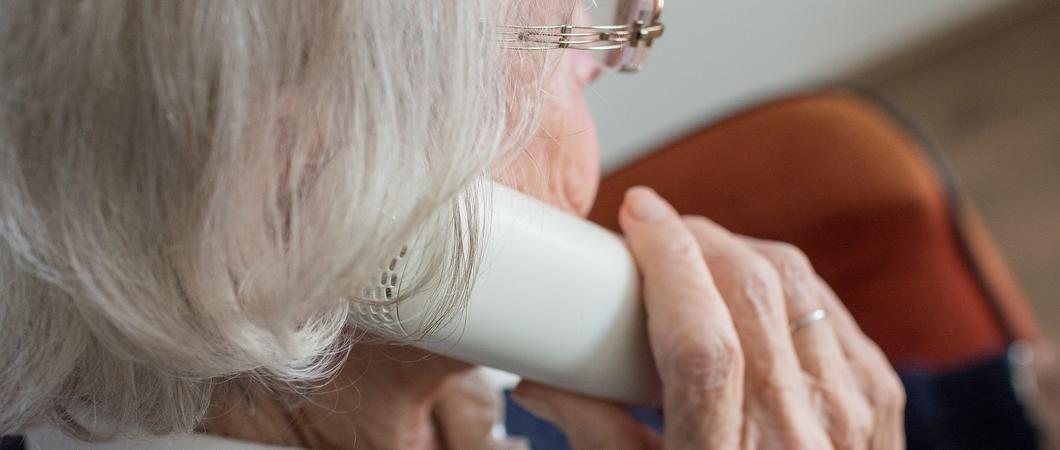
[681,217,832,449]
[432,368,504,450]
[512,381,661,450]
[743,238,874,450]
[815,281,906,450]
[618,187,744,448]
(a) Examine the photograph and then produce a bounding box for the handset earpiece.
[353,182,661,406]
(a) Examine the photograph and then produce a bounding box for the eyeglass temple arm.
[499,21,664,51]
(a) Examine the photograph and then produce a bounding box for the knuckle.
[865,345,907,412]
[853,346,907,417]
[665,328,743,389]
[744,255,782,286]
[732,256,785,312]
[636,227,706,274]
[656,237,702,264]
[880,371,907,413]
[763,242,815,278]
[847,343,908,420]
[830,394,875,449]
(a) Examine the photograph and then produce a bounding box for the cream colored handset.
[355,183,661,406]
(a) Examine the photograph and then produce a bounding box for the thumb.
[511,381,660,450]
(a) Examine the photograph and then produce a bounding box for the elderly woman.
[0,1,915,449]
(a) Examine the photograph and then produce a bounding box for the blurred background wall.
[589,0,1060,337]
[591,0,1015,169]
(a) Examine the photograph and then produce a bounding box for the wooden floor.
[857,1,1060,338]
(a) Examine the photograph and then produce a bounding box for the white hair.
[0,0,571,436]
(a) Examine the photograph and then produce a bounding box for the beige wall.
[592,0,1017,171]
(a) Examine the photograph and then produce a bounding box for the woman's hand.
[512,187,906,449]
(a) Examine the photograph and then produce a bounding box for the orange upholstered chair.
[589,89,1041,371]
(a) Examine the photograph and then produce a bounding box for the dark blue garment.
[505,353,1040,450]
[0,435,24,450]
[901,355,1039,450]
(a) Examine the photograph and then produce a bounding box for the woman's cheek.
[499,56,602,217]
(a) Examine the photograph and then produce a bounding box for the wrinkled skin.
[206,11,909,450]
[511,188,907,450]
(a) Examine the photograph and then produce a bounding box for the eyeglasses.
[499,0,665,73]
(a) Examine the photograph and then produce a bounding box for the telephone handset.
[354,183,661,406]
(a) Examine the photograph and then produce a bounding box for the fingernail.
[626,187,670,222]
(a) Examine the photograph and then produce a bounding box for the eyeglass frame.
[498,0,665,73]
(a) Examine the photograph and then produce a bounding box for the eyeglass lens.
[585,0,660,72]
